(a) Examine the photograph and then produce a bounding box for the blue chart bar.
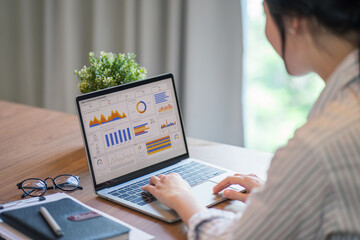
[110,133,114,145]
[123,129,127,141]
[114,132,119,144]
[154,92,169,104]
[105,135,110,147]
[118,130,123,143]
[105,127,131,147]
[127,128,131,140]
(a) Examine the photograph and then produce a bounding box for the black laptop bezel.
[76,73,190,191]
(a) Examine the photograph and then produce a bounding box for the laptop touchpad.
[192,181,226,207]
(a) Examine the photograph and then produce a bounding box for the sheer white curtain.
[0,0,244,146]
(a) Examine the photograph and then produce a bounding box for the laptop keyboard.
[108,161,226,206]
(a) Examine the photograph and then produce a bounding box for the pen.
[40,206,64,237]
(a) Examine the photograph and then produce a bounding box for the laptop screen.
[77,75,188,186]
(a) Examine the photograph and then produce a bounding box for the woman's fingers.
[142,175,164,193]
[149,175,160,186]
[223,189,248,202]
[141,172,194,210]
[143,173,183,192]
[213,174,263,194]
[142,183,155,193]
[213,175,246,193]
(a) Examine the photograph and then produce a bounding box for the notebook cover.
[0,198,130,240]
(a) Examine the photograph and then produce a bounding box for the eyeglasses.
[17,174,83,198]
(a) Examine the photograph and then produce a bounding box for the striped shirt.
[188,50,360,240]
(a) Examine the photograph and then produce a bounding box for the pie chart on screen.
[136,101,147,113]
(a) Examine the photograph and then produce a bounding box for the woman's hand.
[142,173,192,209]
[213,173,264,202]
[142,173,206,226]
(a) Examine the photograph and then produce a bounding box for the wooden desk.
[0,100,272,239]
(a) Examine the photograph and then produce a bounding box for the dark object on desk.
[0,198,130,240]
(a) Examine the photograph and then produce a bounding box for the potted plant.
[74,51,147,93]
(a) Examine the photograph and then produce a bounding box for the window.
[243,0,324,153]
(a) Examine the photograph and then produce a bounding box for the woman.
[143,0,360,239]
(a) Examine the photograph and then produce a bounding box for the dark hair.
[265,0,360,74]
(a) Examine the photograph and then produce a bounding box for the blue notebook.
[0,198,130,240]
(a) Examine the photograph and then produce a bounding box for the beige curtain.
[0,0,244,146]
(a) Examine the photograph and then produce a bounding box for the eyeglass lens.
[22,180,47,197]
[54,175,79,190]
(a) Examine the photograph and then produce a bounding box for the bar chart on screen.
[133,123,150,137]
[132,117,160,141]
[160,120,177,134]
[145,136,172,156]
[154,91,170,104]
[103,126,133,149]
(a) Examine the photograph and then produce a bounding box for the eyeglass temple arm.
[54,185,83,190]
[20,186,45,198]
[20,189,36,198]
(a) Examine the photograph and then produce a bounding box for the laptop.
[76,73,241,222]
